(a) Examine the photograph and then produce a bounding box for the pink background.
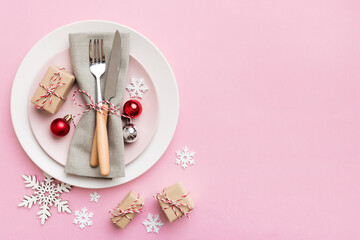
[1,0,360,239]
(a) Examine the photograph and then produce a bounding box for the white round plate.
[11,20,179,188]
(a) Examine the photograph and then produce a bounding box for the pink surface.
[2,0,360,239]
[28,49,158,166]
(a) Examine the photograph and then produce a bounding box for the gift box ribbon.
[34,68,67,110]
[109,193,144,222]
[154,189,193,219]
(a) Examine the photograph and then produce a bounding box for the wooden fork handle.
[96,104,109,176]
[90,107,110,167]
[90,130,99,167]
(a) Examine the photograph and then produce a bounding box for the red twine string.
[72,89,130,121]
[154,189,193,219]
[34,68,66,110]
[109,193,144,222]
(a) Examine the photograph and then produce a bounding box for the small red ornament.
[50,114,72,137]
[123,100,142,118]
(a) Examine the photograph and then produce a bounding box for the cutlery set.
[89,31,122,176]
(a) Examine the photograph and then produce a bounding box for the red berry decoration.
[50,114,72,137]
[123,100,142,118]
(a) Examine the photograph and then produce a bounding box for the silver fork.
[89,39,110,176]
[89,39,106,103]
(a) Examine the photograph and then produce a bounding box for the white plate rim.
[11,20,179,188]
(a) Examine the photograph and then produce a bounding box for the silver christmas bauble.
[123,123,138,143]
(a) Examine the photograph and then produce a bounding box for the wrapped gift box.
[156,182,194,222]
[31,66,75,114]
[110,191,145,229]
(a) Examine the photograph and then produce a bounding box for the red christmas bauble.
[123,100,142,118]
[50,115,72,137]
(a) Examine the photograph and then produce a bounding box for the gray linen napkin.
[65,32,130,178]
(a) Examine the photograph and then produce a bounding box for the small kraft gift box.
[155,182,195,222]
[109,191,145,229]
[31,65,75,114]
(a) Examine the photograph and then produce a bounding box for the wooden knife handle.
[96,104,109,176]
[90,130,99,167]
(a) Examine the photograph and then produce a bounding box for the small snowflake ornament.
[176,147,195,169]
[89,192,101,203]
[18,172,72,224]
[73,207,94,229]
[143,214,164,234]
[126,78,148,98]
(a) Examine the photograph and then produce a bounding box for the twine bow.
[34,68,67,109]
[109,194,144,222]
[72,89,131,121]
[154,189,193,219]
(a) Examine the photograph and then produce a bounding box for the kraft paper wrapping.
[110,191,145,229]
[31,66,75,114]
[157,182,195,222]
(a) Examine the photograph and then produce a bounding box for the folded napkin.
[65,32,130,178]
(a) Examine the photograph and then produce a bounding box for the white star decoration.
[89,192,101,203]
[126,78,148,98]
[18,172,72,224]
[73,207,94,229]
[143,214,164,234]
[176,147,195,169]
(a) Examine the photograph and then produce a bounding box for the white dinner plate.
[28,53,159,167]
[11,20,179,188]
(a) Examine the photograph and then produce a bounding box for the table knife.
[90,31,122,175]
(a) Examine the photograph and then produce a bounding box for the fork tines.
[89,39,105,64]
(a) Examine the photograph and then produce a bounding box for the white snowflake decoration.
[143,214,164,234]
[176,147,195,169]
[126,78,148,98]
[18,172,72,224]
[73,207,94,229]
[89,192,101,203]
